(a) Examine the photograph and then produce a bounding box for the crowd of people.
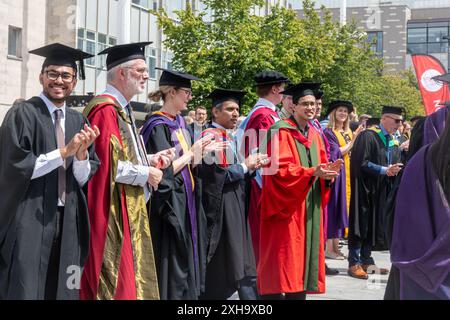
[0,42,448,301]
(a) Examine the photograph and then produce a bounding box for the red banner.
[411,54,450,115]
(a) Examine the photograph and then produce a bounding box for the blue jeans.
[348,241,375,267]
[237,276,259,300]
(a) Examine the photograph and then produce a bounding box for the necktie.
[54,109,66,205]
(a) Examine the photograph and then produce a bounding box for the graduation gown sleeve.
[261,130,316,221]
[391,145,450,299]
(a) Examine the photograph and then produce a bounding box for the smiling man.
[258,82,342,300]
[81,42,173,300]
[0,43,100,300]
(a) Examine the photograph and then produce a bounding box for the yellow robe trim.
[332,129,353,214]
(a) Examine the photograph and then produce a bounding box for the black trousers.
[261,292,306,300]
[44,206,64,300]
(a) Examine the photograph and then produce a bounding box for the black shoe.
[325,264,339,276]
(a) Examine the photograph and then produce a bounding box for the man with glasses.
[347,105,404,280]
[81,42,174,300]
[0,43,100,300]
[258,82,342,300]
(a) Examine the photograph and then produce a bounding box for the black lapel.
[64,109,80,168]
[28,96,57,151]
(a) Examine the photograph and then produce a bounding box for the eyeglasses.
[385,115,403,124]
[178,88,192,97]
[45,70,76,83]
[123,67,149,75]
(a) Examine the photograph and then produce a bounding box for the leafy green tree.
[151,0,424,118]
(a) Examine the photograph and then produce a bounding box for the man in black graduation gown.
[0,43,100,300]
[347,106,403,280]
[197,89,268,300]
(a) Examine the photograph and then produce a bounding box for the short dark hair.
[195,106,207,112]
[256,83,282,97]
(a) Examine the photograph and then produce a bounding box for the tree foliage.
[151,0,424,118]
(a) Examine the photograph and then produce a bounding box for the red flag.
[411,54,450,115]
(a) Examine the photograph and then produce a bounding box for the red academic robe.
[80,98,139,300]
[243,107,279,264]
[258,119,330,295]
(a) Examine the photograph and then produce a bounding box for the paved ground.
[308,245,391,300]
[229,244,391,300]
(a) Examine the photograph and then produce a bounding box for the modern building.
[1,0,294,108]
[296,0,450,73]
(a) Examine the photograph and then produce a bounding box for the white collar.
[255,97,277,111]
[211,122,227,131]
[104,84,129,109]
[39,92,66,118]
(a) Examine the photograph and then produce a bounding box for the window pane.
[78,28,85,38]
[148,56,156,79]
[77,39,84,51]
[87,30,96,40]
[98,33,107,44]
[428,27,448,43]
[86,41,96,66]
[97,43,107,68]
[428,42,448,53]
[8,26,21,58]
[408,28,427,43]
[407,43,427,54]
[367,31,383,57]
[109,37,117,46]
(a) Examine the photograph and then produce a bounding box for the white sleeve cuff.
[135,165,150,187]
[31,149,64,180]
[73,151,91,186]
[116,160,149,187]
[240,163,249,174]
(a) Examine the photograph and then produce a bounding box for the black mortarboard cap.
[327,100,354,115]
[366,117,380,127]
[381,105,403,116]
[254,70,290,86]
[208,88,247,108]
[315,90,324,100]
[281,82,322,102]
[432,73,450,84]
[98,42,152,70]
[156,68,201,89]
[29,43,93,80]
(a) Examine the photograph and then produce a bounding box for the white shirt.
[31,93,91,206]
[103,84,153,202]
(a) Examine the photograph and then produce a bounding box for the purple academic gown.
[391,145,450,300]
[310,119,331,241]
[323,128,349,239]
[424,106,448,145]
